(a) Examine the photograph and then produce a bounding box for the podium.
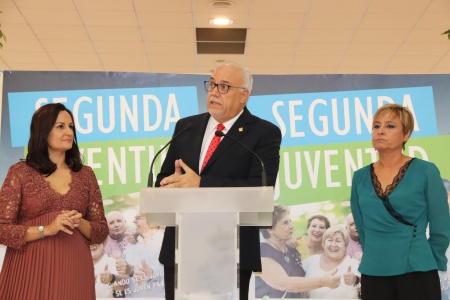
[139,187,274,300]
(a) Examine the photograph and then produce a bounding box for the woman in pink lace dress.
[0,103,109,299]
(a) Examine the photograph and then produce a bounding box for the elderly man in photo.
[345,213,363,261]
[104,211,128,256]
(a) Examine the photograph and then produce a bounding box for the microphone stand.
[147,123,192,187]
[215,131,267,186]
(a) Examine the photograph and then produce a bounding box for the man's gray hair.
[345,213,353,227]
[216,61,253,94]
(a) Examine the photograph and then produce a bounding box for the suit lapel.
[183,114,209,172]
[225,108,253,141]
[202,108,254,171]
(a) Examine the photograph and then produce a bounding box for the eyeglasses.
[134,216,146,221]
[204,81,246,94]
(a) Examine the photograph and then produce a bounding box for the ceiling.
[0,0,450,75]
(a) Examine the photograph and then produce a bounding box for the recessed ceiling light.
[209,0,234,9]
[209,18,234,25]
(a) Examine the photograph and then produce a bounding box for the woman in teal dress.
[350,103,450,300]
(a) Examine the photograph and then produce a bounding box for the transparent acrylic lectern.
[139,186,274,300]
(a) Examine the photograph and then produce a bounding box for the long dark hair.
[26,103,83,175]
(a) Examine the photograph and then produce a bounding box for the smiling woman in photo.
[302,225,361,299]
[297,214,330,260]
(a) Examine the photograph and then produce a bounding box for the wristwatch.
[38,225,45,239]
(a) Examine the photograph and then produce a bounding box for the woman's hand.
[133,260,153,285]
[320,268,341,289]
[45,211,79,236]
[285,236,299,249]
[99,264,113,285]
[110,250,122,259]
[343,265,357,286]
[116,256,134,276]
[62,210,83,227]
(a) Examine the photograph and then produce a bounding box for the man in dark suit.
[155,61,282,300]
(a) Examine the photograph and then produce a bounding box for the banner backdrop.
[1,71,449,300]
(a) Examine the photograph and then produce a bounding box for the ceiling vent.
[196,28,247,54]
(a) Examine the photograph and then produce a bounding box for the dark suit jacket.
[155,107,281,271]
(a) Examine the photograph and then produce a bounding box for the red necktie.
[201,123,225,172]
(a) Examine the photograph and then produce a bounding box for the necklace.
[267,240,290,263]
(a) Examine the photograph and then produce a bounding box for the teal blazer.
[350,158,450,276]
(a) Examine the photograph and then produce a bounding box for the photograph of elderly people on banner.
[94,205,165,298]
[255,205,361,299]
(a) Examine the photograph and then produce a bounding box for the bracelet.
[353,276,360,287]
[38,225,45,239]
[109,274,116,284]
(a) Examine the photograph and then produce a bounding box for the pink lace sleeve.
[0,165,28,250]
[83,167,108,244]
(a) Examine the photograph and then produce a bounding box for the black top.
[255,242,306,298]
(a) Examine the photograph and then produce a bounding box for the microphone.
[215,131,267,187]
[147,123,193,187]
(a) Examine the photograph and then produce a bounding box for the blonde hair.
[322,224,349,248]
[373,103,414,149]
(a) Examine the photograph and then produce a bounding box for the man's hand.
[160,159,200,188]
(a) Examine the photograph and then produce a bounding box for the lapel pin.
[239,127,243,132]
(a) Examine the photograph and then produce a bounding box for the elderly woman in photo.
[302,225,361,299]
[255,204,340,298]
[297,214,330,260]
